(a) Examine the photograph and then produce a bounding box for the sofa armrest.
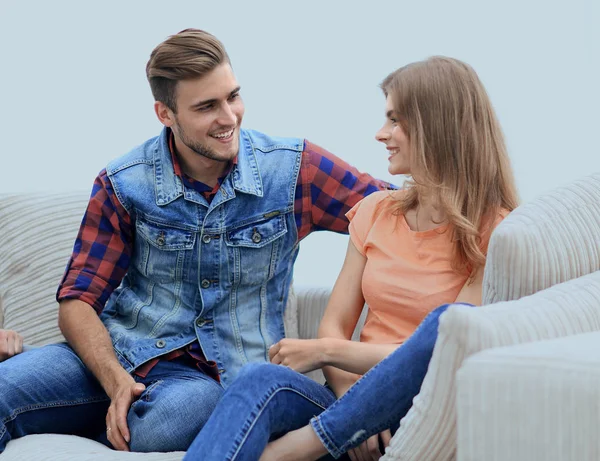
[295,285,367,383]
[456,331,600,461]
[296,286,331,341]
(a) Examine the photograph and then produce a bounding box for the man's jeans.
[0,343,223,453]
[186,303,466,460]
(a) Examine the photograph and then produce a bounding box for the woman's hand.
[269,338,328,373]
[348,429,392,461]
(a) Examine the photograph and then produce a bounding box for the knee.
[233,362,296,389]
[128,379,223,452]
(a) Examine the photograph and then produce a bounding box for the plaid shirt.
[58,133,393,380]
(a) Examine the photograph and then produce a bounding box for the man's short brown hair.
[146,29,229,112]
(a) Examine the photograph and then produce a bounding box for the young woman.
[184,56,519,461]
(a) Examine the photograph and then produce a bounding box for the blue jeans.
[0,343,224,453]
[186,303,463,460]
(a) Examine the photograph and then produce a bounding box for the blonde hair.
[381,56,519,275]
[146,29,229,112]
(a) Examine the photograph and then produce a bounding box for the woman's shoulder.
[347,190,402,222]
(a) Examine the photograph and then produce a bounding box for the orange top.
[347,191,507,345]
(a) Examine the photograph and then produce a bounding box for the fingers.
[6,334,15,357]
[268,342,281,362]
[380,429,392,449]
[107,382,146,451]
[365,434,381,461]
[270,352,282,365]
[0,333,7,362]
[107,399,129,451]
[106,403,126,451]
[15,333,23,355]
[0,330,23,362]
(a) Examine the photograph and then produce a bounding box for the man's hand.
[105,379,146,451]
[0,329,23,362]
[269,338,327,373]
[348,429,392,461]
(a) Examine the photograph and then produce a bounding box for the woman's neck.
[405,193,447,232]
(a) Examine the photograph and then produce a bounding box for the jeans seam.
[142,379,163,402]
[1,395,110,437]
[310,415,343,458]
[229,385,330,461]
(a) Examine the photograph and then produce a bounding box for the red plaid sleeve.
[56,170,133,314]
[295,140,396,241]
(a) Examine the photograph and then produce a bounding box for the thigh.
[0,343,109,449]
[127,359,225,453]
[186,362,337,461]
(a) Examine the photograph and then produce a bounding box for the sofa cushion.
[381,269,600,461]
[483,172,600,304]
[456,331,600,461]
[0,192,90,344]
[0,192,299,344]
[0,434,184,460]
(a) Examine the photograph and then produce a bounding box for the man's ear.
[154,101,175,127]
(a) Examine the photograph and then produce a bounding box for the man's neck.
[174,140,229,187]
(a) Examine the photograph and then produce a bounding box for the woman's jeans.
[186,303,467,460]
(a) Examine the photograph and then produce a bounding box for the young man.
[0,29,393,454]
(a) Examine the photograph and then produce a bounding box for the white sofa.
[1,172,599,460]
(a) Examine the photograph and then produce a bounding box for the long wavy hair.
[381,56,519,276]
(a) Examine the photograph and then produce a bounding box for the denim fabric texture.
[186,303,470,460]
[0,343,225,452]
[101,127,303,387]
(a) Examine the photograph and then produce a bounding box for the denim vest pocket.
[135,217,196,283]
[225,214,287,285]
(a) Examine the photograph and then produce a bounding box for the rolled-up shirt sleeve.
[56,170,133,315]
[295,140,396,241]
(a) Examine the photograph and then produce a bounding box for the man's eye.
[198,105,212,112]
[229,93,239,101]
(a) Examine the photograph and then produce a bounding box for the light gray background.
[1,0,598,288]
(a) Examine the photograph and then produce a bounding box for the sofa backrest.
[483,172,600,304]
[0,192,90,344]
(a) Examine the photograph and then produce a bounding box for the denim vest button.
[202,234,211,244]
[251,231,262,244]
[156,339,166,348]
[201,279,211,289]
[156,232,166,246]
[196,318,207,327]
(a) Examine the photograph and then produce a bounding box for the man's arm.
[295,140,396,241]
[0,329,23,362]
[59,299,144,451]
[56,171,138,451]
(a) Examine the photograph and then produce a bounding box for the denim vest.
[100,128,302,387]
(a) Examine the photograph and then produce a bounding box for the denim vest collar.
[153,128,263,208]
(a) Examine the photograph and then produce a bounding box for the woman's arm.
[318,240,367,396]
[455,267,484,306]
[270,240,398,394]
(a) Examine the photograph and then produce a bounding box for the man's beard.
[175,120,236,163]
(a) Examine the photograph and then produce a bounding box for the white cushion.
[0,192,89,344]
[483,172,600,304]
[381,269,600,461]
[0,434,183,460]
[456,331,600,461]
